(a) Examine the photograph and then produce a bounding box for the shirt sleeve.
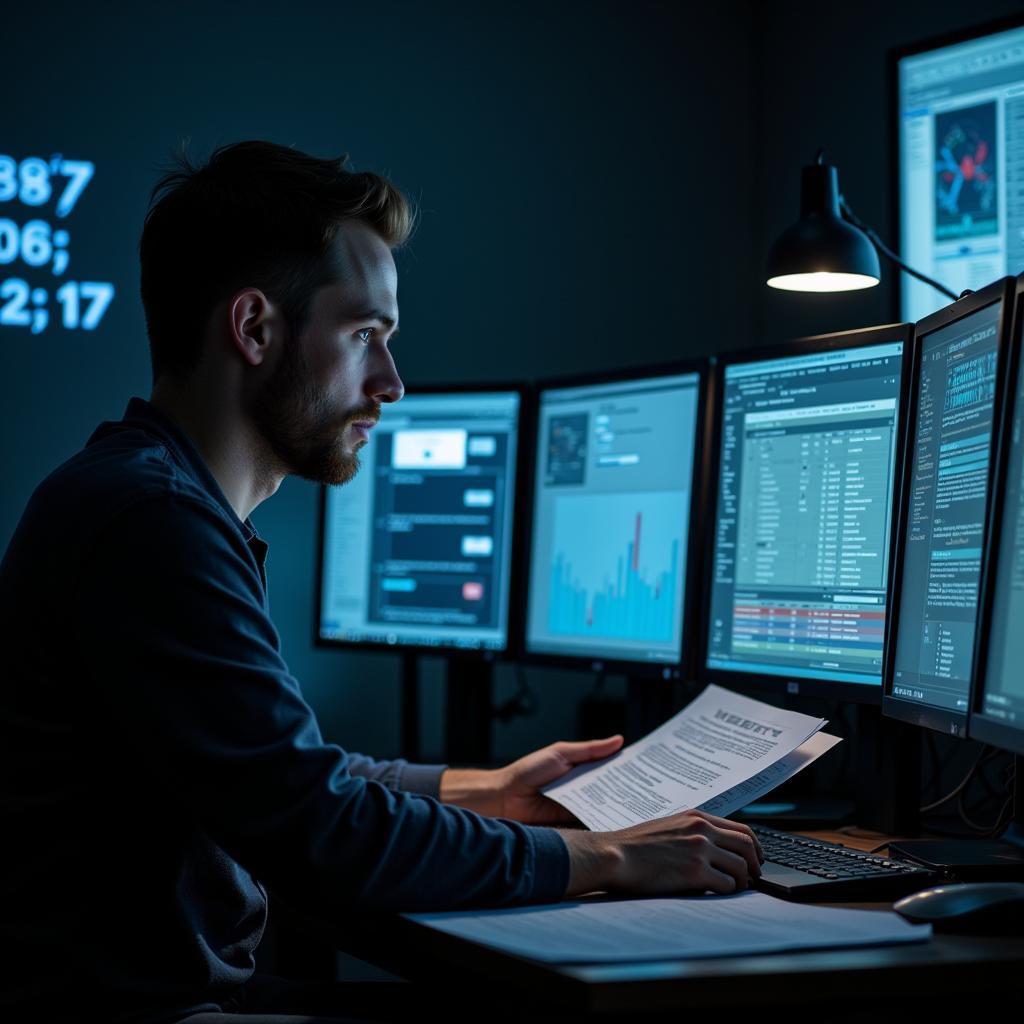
[345,754,447,798]
[73,495,570,912]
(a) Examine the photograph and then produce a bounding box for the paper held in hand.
[542,683,841,830]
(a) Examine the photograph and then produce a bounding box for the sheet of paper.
[697,731,842,818]
[407,890,931,963]
[542,684,828,830]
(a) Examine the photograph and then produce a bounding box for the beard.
[251,337,377,486]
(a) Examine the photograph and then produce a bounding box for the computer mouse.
[893,882,1024,934]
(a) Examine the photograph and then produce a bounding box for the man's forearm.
[438,767,506,817]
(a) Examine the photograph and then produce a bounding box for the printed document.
[698,730,842,818]
[542,684,834,830]
[407,890,931,963]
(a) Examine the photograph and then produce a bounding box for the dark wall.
[0,1,756,760]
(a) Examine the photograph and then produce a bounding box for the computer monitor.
[895,15,1024,323]
[702,326,910,701]
[522,363,707,679]
[316,385,525,655]
[884,278,1016,736]
[973,274,1024,757]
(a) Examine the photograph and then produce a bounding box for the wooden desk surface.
[334,828,1024,1018]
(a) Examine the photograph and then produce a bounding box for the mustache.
[346,405,381,426]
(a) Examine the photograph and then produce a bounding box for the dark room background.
[2,0,1022,764]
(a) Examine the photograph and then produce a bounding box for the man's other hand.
[561,810,765,898]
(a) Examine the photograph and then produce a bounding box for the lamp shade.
[766,159,880,292]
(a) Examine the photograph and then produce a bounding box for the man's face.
[252,220,404,485]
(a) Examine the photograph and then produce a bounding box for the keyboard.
[751,824,938,902]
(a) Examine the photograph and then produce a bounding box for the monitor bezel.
[882,278,1016,736]
[890,12,1024,325]
[516,358,711,681]
[697,322,914,705]
[314,380,534,661]
[970,274,1024,756]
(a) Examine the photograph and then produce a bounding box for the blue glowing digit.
[0,278,32,326]
[55,160,94,218]
[0,157,16,202]
[56,281,79,328]
[79,281,114,329]
[0,219,17,263]
[19,158,51,206]
[21,221,52,267]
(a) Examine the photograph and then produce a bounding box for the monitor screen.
[318,390,521,652]
[705,340,905,688]
[524,370,701,667]
[891,301,1003,718]
[975,297,1024,740]
[898,21,1024,323]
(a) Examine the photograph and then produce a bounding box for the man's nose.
[368,346,404,404]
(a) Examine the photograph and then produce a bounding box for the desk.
[332,830,1024,1020]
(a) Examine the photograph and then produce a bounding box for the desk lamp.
[767,150,957,301]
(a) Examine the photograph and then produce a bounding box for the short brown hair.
[139,140,415,381]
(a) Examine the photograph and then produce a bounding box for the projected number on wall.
[0,153,115,335]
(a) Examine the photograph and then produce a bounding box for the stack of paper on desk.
[406,891,931,963]
[542,683,841,830]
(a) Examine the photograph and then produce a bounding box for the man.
[0,141,762,1024]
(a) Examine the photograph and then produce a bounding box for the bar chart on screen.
[547,490,685,642]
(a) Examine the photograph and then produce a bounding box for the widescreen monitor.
[897,16,1024,323]
[885,278,1015,736]
[972,274,1024,756]
[703,326,909,700]
[317,386,524,654]
[523,364,706,677]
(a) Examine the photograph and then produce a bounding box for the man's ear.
[228,288,276,367]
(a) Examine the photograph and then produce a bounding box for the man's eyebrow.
[343,306,398,331]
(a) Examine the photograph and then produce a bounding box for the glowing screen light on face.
[0,153,115,336]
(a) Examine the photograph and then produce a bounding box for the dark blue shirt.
[0,398,569,1022]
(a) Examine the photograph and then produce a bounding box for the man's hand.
[439,735,624,824]
[561,809,765,898]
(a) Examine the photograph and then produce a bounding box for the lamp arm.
[839,197,959,302]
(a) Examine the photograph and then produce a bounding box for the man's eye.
[356,328,374,344]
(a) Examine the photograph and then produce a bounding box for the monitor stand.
[445,655,495,766]
[853,704,921,834]
[400,652,421,762]
[400,654,495,766]
[887,755,1024,881]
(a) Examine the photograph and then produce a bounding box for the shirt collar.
[117,397,260,544]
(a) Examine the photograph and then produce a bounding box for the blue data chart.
[525,370,700,665]
[547,491,685,644]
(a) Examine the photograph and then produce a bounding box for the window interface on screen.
[899,24,1024,322]
[976,313,1024,731]
[892,302,1003,713]
[706,341,905,687]
[319,391,520,651]
[525,372,700,665]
